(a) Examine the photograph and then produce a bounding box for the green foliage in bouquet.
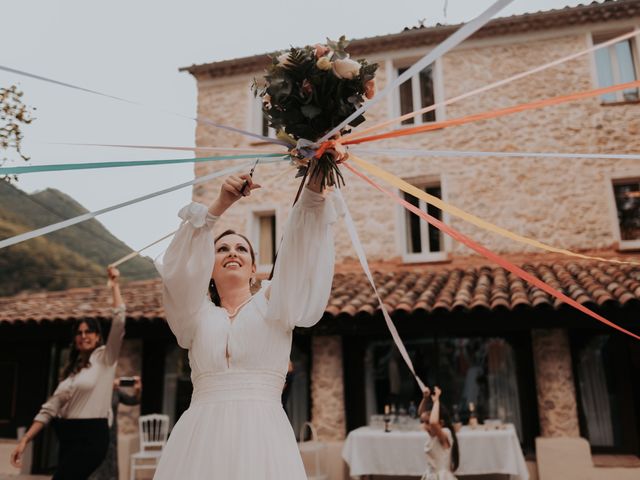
[253,36,377,188]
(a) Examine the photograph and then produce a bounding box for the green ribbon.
[0,153,288,175]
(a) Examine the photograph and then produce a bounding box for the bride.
[154,166,337,479]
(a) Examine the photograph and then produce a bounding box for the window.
[572,333,640,452]
[399,179,446,262]
[396,63,438,124]
[364,336,524,442]
[612,179,640,249]
[250,89,276,139]
[251,210,277,270]
[593,33,639,103]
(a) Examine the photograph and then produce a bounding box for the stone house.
[2,1,640,479]
[178,0,640,476]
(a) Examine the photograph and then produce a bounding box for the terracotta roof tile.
[2,258,640,324]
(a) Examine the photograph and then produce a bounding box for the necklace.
[223,294,253,318]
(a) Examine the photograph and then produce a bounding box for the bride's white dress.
[154,187,337,479]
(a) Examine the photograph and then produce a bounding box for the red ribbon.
[345,163,640,341]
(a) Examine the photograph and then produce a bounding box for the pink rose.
[365,79,376,99]
[301,79,313,96]
[314,44,330,59]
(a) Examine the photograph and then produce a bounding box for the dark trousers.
[52,418,109,480]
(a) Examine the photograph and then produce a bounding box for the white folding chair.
[130,414,170,480]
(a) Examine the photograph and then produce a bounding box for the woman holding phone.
[10,267,126,479]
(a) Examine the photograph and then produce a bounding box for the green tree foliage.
[1,85,35,182]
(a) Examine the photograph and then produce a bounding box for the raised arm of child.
[418,386,431,416]
[429,386,451,448]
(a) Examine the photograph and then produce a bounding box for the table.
[342,425,529,479]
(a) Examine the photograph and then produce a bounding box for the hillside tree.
[1,85,35,182]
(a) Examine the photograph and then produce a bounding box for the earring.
[250,277,256,287]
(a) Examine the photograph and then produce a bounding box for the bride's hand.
[210,173,261,216]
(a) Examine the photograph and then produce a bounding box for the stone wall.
[190,27,640,262]
[310,336,346,440]
[531,329,580,437]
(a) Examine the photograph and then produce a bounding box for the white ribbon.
[0,65,287,147]
[351,147,640,161]
[108,230,176,268]
[0,162,253,250]
[108,163,297,268]
[319,0,514,143]
[348,28,640,135]
[46,142,282,154]
[336,189,427,392]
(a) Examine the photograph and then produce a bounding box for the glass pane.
[613,182,640,240]
[404,191,422,253]
[398,68,415,125]
[615,41,639,101]
[259,214,276,264]
[595,48,617,103]
[419,65,436,123]
[576,335,620,447]
[364,336,523,441]
[425,186,443,252]
[285,343,310,440]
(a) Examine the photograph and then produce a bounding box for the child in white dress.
[418,386,460,480]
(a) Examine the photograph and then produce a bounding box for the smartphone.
[119,376,136,387]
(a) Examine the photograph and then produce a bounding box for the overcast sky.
[1,0,588,261]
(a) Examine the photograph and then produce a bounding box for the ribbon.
[0,65,288,147]
[336,189,427,390]
[0,153,287,175]
[0,161,268,250]
[344,29,640,142]
[350,147,640,161]
[350,155,640,266]
[107,164,297,268]
[345,163,640,341]
[344,80,640,145]
[318,0,514,143]
[46,142,282,154]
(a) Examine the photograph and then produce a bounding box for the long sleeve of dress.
[266,187,339,330]
[103,305,126,365]
[155,202,219,348]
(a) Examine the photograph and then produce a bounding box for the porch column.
[311,335,346,440]
[531,329,580,437]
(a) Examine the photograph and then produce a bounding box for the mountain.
[0,180,158,296]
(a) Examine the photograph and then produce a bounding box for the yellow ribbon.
[349,155,640,266]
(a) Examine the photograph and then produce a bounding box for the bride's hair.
[209,229,256,306]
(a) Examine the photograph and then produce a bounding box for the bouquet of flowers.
[253,36,377,188]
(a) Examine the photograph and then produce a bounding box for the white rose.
[277,52,292,67]
[332,57,361,80]
[316,57,332,71]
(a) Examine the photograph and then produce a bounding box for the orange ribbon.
[343,80,640,145]
[345,162,640,341]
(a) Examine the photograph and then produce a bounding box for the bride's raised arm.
[155,202,217,348]
[266,170,339,330]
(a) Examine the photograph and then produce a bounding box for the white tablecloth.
[342,425,529,479]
